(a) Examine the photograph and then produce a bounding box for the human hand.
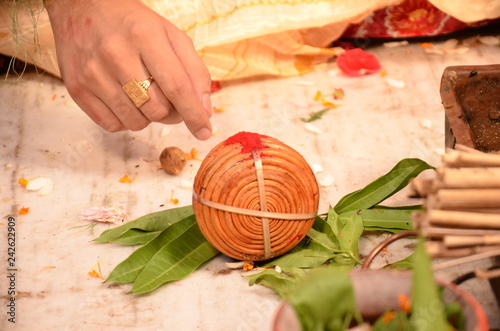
[45,0,213,140]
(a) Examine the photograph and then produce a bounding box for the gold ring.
[122,77,154,108]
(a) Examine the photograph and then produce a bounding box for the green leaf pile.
[248,158,433,295]
[95,158,433,296]
[280,237,462,331]
[94,206,220,294]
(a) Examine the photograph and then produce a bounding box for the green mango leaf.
[263,249,335,269]
[131,221,220,293]
[105,214,200,283]
[94,205,193,243]
[338,213,363,258]
[409,238,449,331]
[445,301,465,331]
[334,159,434,214]
[287,267,362,331]
[307,228,341,252]
[325,210,342,249]
[110,229,161,245]
[339,207,416,233]
[247,267,306,298]
[384,253,414,270]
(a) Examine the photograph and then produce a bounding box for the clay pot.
[441,64,500,152]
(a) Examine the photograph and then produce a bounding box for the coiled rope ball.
[192,132,319,261]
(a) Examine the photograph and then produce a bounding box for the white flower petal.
[383,41,409,48]
[311,163,324,174]
[385,78,406,89]
[26,176,50,191]
[304,123,323,135]
[37,179,54,196]
[479,36,500,46]
[420,119,432,129]
[318,174,335,187]
[160,126,172,138]
[224,261,247,269]
[180,179,194,189]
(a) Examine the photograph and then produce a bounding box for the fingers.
[57,6,213,139]
[166,21,213,118]
[72,92,126,132]
[65,54,151,132]
[138,22,213,140]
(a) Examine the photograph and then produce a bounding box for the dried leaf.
[300,108,330,123]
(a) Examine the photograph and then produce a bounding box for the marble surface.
[1,35,500,330]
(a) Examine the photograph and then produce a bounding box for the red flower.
[336,48,381,76]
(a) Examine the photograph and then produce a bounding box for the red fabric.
[342,0,485,39]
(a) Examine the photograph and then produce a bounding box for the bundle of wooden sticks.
[412,144,500,261]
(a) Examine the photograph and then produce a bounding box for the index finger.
[139,26,212,140]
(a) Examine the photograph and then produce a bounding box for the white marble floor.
[1,32,500,330]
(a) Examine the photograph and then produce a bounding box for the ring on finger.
[122,76,154,108]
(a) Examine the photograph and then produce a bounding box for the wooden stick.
[437,167,500,188]
[443,149,500,167]
[454,144,484,154]
[444,235,500,248]
[436,189,500,209]
[475,268,500,279]
[409,177,435,197]
[411,211,427,229]
[438,207,500,214]
[428,210,500,229]
[433,248,500,270]
[425,241,499,258]
[421,226,500,238]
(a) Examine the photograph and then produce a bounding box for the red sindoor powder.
[224,132,268,154]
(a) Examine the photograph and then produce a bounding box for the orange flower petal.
[119,174,135,183]
[419,42,433,48]
[18,178,28,187]
[185,148,202,161]
[398,293,411,313]
[320,99,338,108]
[88,262,104,280]
[88,270,104,280]
[17,207,30,215]
[382,311,397,324]
[243,263,255,271]
[213,106,225,113]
